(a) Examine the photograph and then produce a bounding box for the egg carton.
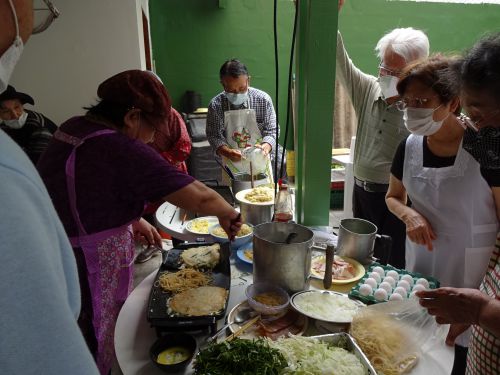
[348,263,440,305]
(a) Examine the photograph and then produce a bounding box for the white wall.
[10,0,147,125]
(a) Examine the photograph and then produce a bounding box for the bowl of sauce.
[150,333,197,372]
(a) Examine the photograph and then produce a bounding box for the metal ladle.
[207,308,256,343]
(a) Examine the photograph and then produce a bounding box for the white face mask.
[225,91,248,106]
[404,106,448,136]
[0,0,24,93]
[379,75,399,99]
[2,111,27,129]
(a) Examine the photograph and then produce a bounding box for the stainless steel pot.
[253,222,315,293]
[336,218,377,264]
[231,172,268,195]
[235,188,274,226]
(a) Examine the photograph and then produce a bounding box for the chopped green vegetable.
[194,338,287,375]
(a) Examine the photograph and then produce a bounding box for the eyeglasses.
[378,63,401,77]
[395,95,439,111]
[32,0,60,34]
[463,109,500,131]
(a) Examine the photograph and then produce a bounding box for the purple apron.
[55,129,135,375]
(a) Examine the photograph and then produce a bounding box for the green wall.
[150,0,500,146]
[339,0,500,76]
[149,0,295,129]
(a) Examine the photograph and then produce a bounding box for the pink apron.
[55,129,135,375]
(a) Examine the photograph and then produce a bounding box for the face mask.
[2,111,27,129]
[379,75,399,99]
[225,91,248,106]
[0,1,24,93]
[403,106,447,136]
[463,126,500,170]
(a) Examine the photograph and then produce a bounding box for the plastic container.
[245,282,290,316]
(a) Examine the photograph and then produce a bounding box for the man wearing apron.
[207,59,283,183]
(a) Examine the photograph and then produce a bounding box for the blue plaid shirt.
[206,87,278,154]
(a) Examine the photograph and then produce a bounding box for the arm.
[418,287,500,338]
[336,31,378,114]
[132,217,162,248]
[386,174,436,250]
[163,180,242,238]
[258,95,277,155]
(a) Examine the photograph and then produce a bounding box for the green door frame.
[295,0,338,225]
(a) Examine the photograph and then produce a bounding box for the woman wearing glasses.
[385,55,498,375]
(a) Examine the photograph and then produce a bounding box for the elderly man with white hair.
[337,1,429,269]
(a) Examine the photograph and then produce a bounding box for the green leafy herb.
[194,338,287,375]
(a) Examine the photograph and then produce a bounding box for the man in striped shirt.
[0,85,57,164]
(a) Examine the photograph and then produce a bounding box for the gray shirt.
[336,32,409,184]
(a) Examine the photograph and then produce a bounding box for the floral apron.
[222,99,274,185]
[55,129,135,375]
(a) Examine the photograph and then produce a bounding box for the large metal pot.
[231,172,268,195]
[336,218,377,264]
[253,222,315,293]
[235,188,274,226]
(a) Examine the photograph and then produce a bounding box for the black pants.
[352,184,407,269]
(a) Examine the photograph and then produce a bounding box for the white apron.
[222,99,274,184]
[403,134,498,347]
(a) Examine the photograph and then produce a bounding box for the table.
[115,251,454,375]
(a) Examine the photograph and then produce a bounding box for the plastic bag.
[240,146,268,175]
[350,299,449,375]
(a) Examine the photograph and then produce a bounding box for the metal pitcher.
[336,218,392,265]
[253,222,334,293]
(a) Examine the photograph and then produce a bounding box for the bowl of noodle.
[209,223,253,248]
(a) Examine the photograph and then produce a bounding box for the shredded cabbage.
[268,336,365,375]
[294,292,361,322]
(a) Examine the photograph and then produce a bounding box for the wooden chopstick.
[225,315,260,342]
[250,162,254,188]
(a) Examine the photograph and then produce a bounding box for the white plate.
[184,216,218,235]
[235,188,274,205]
[290,290,365,323]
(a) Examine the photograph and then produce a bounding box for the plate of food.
[184,216,218,235]
[290,290,365,323]
[310,255,365,285]
[236,246,253,264]
[227,300,308,340]
[235,186,275,205]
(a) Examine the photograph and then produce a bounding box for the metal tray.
[310,333,377,374]
[147,242,231,332]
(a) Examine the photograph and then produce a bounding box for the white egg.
[416,278,430,289]
[382,276,396,287]
[393,286,408,298]
[374,288,388,301]
[412,284,426,292]
[378,281,393,293]
[385,270,400,280]
[372,266,385,277]
[400,274,414,286]
[364,278,378,289]
[369,272,381,283]
[396,279,411,292]
[359,284,373,296]
[389,293,404,301]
